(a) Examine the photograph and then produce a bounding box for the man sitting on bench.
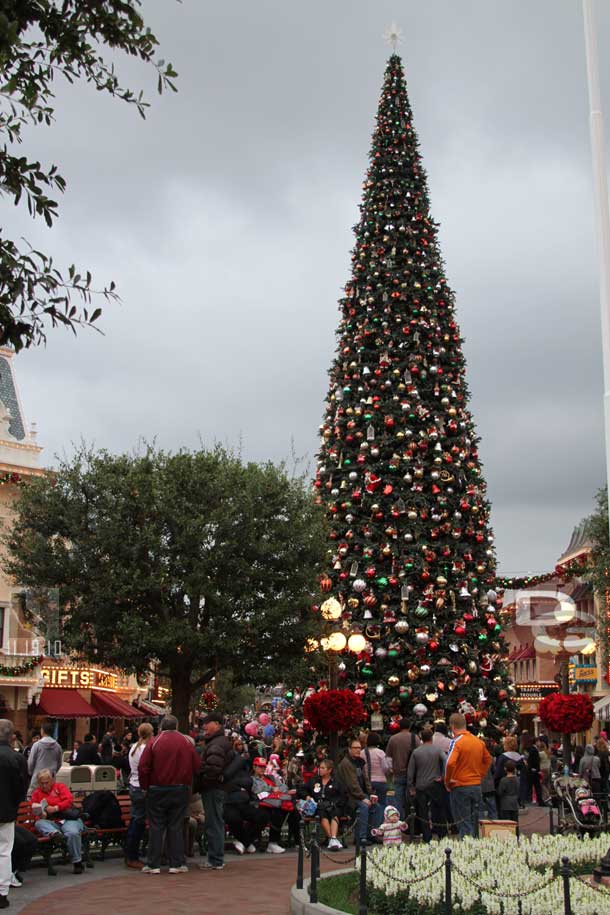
[31,769,85,874]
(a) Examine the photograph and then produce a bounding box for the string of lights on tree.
[314,54,515,732]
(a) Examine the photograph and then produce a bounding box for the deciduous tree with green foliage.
[0,0,177,351]
[585,487,609,595]
[5,444,326,729]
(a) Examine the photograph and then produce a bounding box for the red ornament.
[365,473,382,493]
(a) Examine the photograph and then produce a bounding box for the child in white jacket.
[371,805,407,846]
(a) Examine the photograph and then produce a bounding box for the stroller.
[551,774,602,835]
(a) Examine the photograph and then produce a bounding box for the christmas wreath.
[198,690,218,712]
[303,688,366,735]
[539,692,594,734]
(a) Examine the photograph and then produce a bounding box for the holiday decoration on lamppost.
[314,51,513,728]
[534,600,596,764]
[307,596,368,758]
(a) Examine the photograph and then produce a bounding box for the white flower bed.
[364,834,610,915]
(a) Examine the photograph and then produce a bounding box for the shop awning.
[35,687,98,719]
[134,698,165,717]
[593,693,610,719]
[91,689,141,719]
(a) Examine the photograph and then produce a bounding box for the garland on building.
[0,655,43,676]
[0,472,25,487]
[497,556,590,590]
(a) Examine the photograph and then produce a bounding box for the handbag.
[53,806,81,821]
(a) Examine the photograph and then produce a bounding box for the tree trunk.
[170,665,193,733]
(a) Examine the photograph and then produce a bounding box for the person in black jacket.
[222,755,267,855]
[0,719,28,908]
[526,743,544,806]
[71,733,101,766]
[305,758,346,850]
[11,826,36,885]
[198,713,234,870]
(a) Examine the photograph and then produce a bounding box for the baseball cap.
[252,757,267,766]
[201,712,223,725]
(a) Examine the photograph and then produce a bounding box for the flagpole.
[583,0,610,542]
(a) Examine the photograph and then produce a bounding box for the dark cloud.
[11,0,610,575]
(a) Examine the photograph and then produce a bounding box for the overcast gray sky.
[9,0,610,575]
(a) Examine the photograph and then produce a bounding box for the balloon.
[263,724,275,738]
[244,721,258,736]
[258,713,270,726]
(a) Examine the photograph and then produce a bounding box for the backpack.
[82,790,123,829]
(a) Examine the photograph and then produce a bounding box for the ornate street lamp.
[312,597,368,759]
[534,601,596,766]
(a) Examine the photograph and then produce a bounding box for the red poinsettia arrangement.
[303,688,366,735]
[539,692,594,734]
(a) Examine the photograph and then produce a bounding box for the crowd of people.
[2,708,610,906]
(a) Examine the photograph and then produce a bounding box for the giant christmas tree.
[315,55,514,732]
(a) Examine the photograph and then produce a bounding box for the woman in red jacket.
[31,769,84,873]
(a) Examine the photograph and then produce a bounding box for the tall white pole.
[583,0,610,541]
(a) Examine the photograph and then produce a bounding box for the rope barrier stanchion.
[314,822,321,879]
[358,840,367,915]
[561,857,572,915]
[408,808,416,841]
[309,830,318,904]
[444,847,452,915]
[296,820,304,890]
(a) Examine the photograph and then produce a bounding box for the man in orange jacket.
[444,713,491,838]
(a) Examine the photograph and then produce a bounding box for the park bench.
[16,799,94,876]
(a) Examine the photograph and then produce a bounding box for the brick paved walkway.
[17,852,338,915]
